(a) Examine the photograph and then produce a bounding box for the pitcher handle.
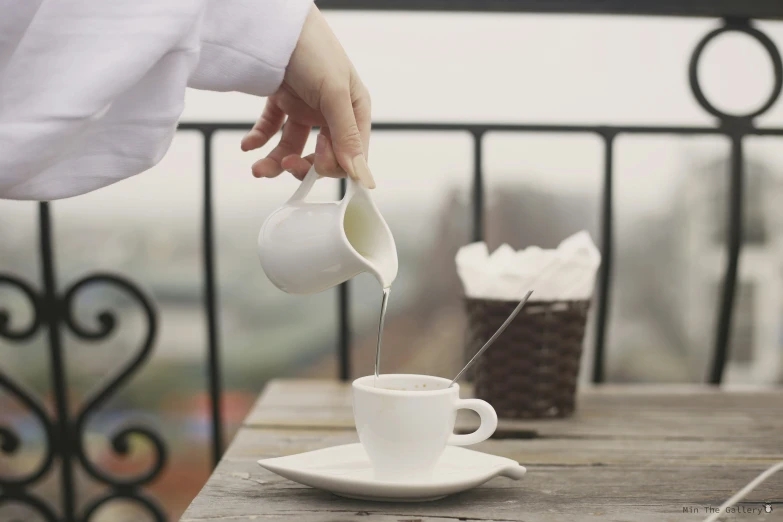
[287,164,363,206]
[286,165,320,204]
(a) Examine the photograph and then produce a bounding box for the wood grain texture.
[182,381,783,522]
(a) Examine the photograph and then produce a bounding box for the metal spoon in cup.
[449,290,533,387]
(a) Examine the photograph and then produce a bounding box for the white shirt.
[0,0,312,200]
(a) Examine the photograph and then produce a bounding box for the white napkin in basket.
[456,231,601,301]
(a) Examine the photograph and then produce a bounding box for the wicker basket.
[464,298,590,419]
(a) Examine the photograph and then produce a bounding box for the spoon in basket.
[449,290,533,388]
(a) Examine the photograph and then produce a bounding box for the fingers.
[280,131,345,180]
[281,153,313,180]
[352,82,372,158]
[314,130,345,178]
[251,120,310,178]
[242,100,285,151]
[319,84,376,189]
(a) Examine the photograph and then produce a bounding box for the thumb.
[320,86,375,189]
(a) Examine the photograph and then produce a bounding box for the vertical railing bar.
[592,132,615,384]
[39,202,76,521]
[338,178,351,381]
[202,130,224,467]
[709,132,744,384]
[472,130,485,242]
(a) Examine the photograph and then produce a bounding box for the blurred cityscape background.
[2,10,783,522]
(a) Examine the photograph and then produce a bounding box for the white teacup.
[352,374,498,480]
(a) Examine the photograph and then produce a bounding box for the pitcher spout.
[341,184,398,288]
[258,164,398,295]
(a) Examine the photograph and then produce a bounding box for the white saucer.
[257,443,526,502]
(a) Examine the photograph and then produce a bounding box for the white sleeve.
[0,0,311,201]
[189,0,313,97]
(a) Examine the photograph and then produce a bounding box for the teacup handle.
[286,165,360,204]
[448,398,498,446]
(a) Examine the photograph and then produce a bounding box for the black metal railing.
[1,205,166,522]
[1,9,782,522]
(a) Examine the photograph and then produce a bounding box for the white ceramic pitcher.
[258,165,398,294]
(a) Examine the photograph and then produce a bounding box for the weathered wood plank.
[246,405,783,441]
[246,381,783,440]
[182,429,783,522]
[218,428,783,467]
[251,380,783,410]
[252,380,782,408]
[182,381,783,522]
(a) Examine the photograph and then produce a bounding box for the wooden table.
[181,380,783,522]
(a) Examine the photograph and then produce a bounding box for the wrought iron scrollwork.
[0,207,166,521]
[63,274,166,489]
[0,275,41,340]
[0,275,56,491]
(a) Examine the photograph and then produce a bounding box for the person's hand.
[241,5,375,189]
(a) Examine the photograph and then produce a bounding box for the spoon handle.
[450,290,533,387]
